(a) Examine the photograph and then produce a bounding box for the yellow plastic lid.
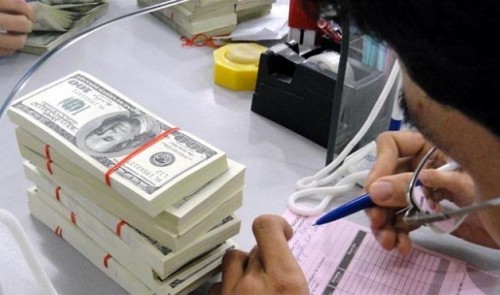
[213,43,268,91]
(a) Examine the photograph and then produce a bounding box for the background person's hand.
[0,0,35,56]
[209,214,309,295]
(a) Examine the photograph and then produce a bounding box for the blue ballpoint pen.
[314,193,375,225]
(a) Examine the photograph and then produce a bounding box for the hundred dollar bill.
[33,2,107,32]
[34,185,161,288]
[33,183,240,285]
[18,142,237,251]
[27,187,236,294]
[40,0,107,5]
[8,71,228,216]
[24,159,240,279]
[139,0,237,39]
[23,3,108,55]
[17,126,245,235]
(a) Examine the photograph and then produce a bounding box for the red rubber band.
[55,186,61,202]
[44,145,51,160]
[46,159,53,175]
[103,254,112,268]
[70,212,77,225]
[54,226,62,237]
[115,220,126,238]
[104,127,179,186]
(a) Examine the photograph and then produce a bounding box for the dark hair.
[323,0,500,137]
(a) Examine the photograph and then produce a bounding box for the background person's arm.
[0,0,35,56]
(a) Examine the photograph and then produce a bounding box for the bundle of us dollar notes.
[7,71,245,294]
[138,0,238,39]
[22,0,109,55]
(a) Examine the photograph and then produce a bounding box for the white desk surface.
[0,1,499,294]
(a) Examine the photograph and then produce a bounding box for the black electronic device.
[251,29,397,163]
[251,40,340,148]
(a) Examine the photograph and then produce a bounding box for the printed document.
[283,209,498,295]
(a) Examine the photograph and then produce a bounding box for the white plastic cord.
[295,59,401,190]
[388,71,404,131]
[288,59,401,216]
[0,209,58,295]
[288,170,369,215]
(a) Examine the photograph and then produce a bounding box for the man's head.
[341,0,499,138]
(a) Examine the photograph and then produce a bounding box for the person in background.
[209,0,500,294]
[0,0,34,56]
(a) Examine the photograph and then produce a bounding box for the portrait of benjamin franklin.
[76,112,161,158]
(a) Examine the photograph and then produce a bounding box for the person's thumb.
[367,172,413,207]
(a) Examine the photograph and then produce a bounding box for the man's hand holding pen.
[362,131,499,253]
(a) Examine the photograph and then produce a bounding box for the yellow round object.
[213,43,268,91]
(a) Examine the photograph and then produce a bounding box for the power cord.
[288,59,401,216]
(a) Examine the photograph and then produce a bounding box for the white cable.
[0,209,58,295]
[288,170,369,215]
[295,59,401,191]
[388,72,404,131]
[289,59,401,216]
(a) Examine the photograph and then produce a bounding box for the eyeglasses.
[403,146,500,234]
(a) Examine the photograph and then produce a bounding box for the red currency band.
[54,226,62,237]
[55,186,61,202]
[104,127,180,186]
[103,254,112,268]
[70,212,77,225]
[44,144,53,175]
[115,220,126,238]
[46,159,53,175]
[44,144,51,160]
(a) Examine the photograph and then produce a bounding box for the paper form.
[283,209,499,295]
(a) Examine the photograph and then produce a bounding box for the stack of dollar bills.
[138,0,238,39]
[235,0,276,22]
[22,0,109,55]
[7,71,245,294]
